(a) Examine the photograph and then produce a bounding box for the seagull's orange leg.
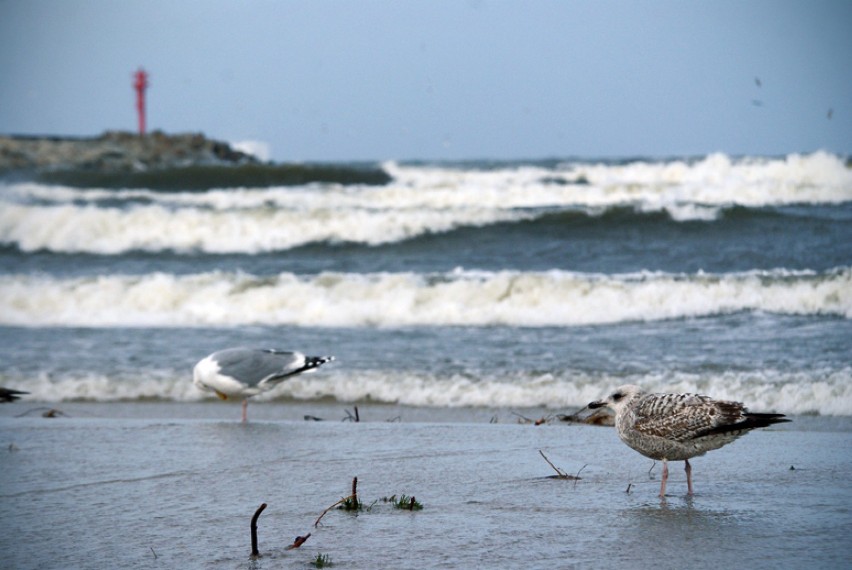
[242,399,248,423]
[659,460,669,497]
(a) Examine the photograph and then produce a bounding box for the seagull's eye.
[612,392,623,402]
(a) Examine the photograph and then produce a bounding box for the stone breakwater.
[0,131,257,172]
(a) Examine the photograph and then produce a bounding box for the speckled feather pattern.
[619,392,749,461]
[591,384,789,463]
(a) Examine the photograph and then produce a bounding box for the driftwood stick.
[314,497,349,527]
[286,533,311,550]
[343,407,361,422]
[648,460,657,479]
[573,464,587,489]
[250,503,267,558]
[314,476,360,527]
[513,412,550,425]
[539,450,568,478]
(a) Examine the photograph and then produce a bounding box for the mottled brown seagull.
[589,384,789,497]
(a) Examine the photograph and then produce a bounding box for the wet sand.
[1,402,850,569]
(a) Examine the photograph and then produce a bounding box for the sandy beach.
[1,402,849,569]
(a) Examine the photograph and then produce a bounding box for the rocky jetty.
[0,131,258,173]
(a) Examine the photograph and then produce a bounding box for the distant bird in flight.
[754,77,762,88]
[589,384,789,497]
[193,347,334,422]
[827,108,833,120]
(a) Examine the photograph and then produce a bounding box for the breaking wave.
[4,367,850,415]
[2,151,848,254]
[1,267,848,328]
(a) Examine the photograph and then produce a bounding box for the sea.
[1,151,850,415]
[1,151,851,569]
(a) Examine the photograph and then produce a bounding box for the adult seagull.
[589,384,789,497]
[193,348,334,422]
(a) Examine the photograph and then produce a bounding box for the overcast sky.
[1,0,850,162]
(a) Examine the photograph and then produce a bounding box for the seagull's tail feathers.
[705,411,790,438]
[304,355,335,371]
[264,355,334,385]
[287,355,335,377]
[742,412,791,429]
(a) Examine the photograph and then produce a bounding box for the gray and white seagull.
[193,347,334,422]
[589,384,789,497]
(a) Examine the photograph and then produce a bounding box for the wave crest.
[5,368,850,415]
[3,152,848,254]
[1,268,848,328]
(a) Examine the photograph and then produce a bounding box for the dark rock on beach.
[0,130,258,173]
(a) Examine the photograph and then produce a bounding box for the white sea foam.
[565,151,852,207]
[2,152,848,254]
[0,202,524,253]
[281,368,852,415]
[1,268,848,328]
[5,367,850,415]
[386,152,852,208]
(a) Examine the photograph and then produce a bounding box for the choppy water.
[1,152,851,415]
[2,148,851,570]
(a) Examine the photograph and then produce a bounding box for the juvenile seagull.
[588,384,789,497]
[193,348,334,422]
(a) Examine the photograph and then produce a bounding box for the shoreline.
[2,400,847,431]
[0,400,582,424]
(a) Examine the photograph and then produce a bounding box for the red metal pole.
[133,68,149,135]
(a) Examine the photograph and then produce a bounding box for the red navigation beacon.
[133,68,149,135]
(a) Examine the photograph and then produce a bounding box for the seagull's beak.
[588,400,606,409]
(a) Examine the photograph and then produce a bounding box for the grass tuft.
[382,494,423,510]
[337,495,363,512]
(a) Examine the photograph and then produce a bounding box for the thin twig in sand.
[314,496,352,527]
[315,477,360,526]
[539,450,569,478]
[343,406,360,422]
[514,412,551,425]
[574,464,587,488]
